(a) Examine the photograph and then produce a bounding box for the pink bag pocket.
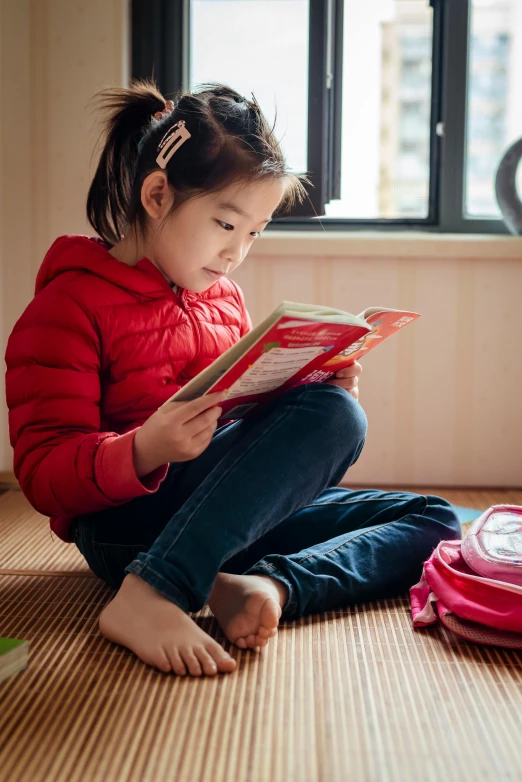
[460,504,522,586]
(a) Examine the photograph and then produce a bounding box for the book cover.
[168,302,420,421]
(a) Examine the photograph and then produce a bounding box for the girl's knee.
[302,383,368,444]
[422,495,462,541]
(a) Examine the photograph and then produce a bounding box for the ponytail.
[86,80,165,246]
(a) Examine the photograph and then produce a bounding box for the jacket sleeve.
[5,291,168,519]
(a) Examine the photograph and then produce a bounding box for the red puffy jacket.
[5,235,252,542]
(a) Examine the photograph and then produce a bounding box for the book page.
[223,345,326,399]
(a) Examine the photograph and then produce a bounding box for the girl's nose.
[223,244,244,266]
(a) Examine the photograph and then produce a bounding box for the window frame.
[131,0,512,234]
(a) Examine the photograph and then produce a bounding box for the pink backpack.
[410,505,522,648]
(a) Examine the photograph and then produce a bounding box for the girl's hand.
[325,360,362,401]
[133,391,228,477]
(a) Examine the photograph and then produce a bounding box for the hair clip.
[156,120,191,169]
[153,99,174,121]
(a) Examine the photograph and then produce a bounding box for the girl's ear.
[141,171,173,220]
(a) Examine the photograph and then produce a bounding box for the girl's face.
[147,178,286,292]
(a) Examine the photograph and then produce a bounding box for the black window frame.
[131,0,512,234]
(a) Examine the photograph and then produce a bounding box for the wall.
[0,0,129,474]
[232,234,522,487]
[1,1,521,487]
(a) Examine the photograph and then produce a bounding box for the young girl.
[5,80,461,678]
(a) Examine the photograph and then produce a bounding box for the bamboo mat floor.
[1,488,522,782]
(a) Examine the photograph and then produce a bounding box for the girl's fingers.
[335,361,362,379]
[164,391,226,423]
[333,376,358,388]
[185,409,221,440]
[191,422,219,447]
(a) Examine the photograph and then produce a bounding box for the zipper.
[176,286,191,311]
[174,286,202,354]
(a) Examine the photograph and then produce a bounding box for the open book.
[165,301,420,421]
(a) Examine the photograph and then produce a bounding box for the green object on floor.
[0,637,29,684]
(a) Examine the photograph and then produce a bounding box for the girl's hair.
[86,79,310,246]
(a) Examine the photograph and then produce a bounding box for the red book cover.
[208,316,370,419]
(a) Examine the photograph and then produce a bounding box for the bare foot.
[207,572,289,650]
[99,573,237,677]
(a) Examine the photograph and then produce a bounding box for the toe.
[168,647,187,676]
[246,634,257,648]
[154,648,173,673]
[195,647,218,676]
[181,648,203,676]
[235,637,247,649]
[257,626,270,638]
[210,645,237,672]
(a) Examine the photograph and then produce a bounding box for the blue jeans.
[72,383,462,620]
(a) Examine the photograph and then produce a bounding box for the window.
[132,0,522,233]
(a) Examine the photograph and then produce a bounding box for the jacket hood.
[35,235,194,299]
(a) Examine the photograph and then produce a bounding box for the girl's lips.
[204,268,225,278]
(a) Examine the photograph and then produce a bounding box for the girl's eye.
[218,221,260,238]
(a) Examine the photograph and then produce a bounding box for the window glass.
[326,0,433,219]
[190,0,309,174]
[465,0,522,217]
